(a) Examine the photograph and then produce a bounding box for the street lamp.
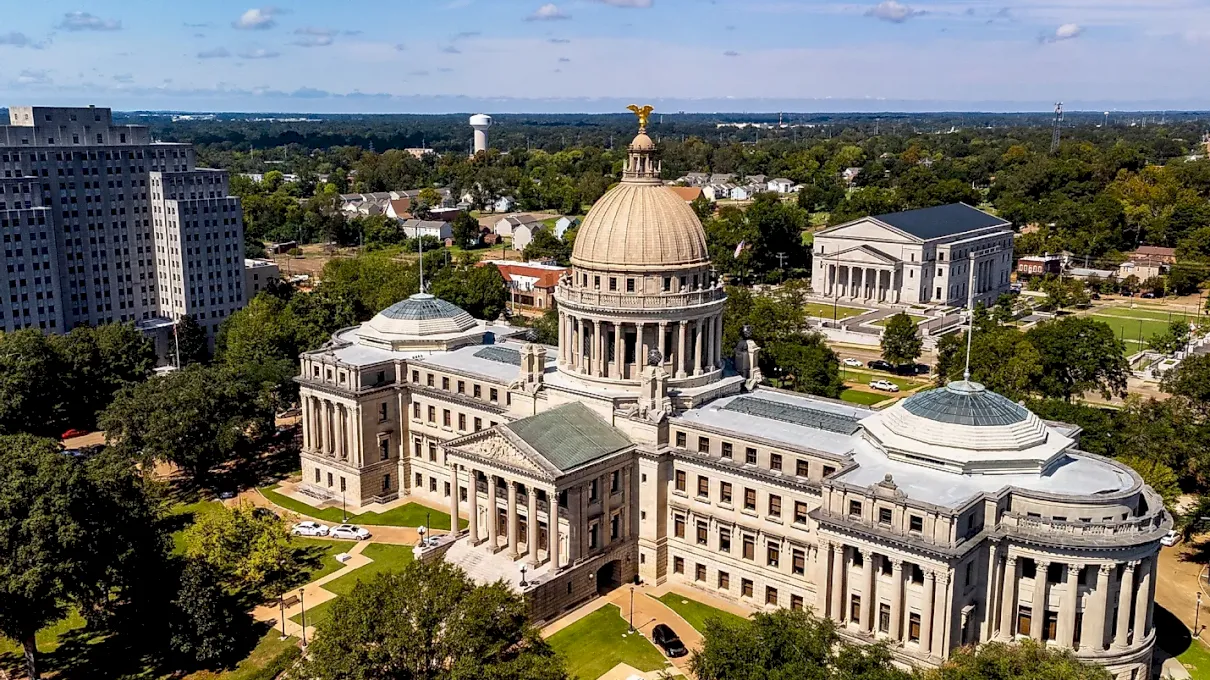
[1197,591,1203,637]
[520,564,528,588]
[629,585,636,633]
[418,525,427,548]
[278,593,287,640]
[299,588,307,647]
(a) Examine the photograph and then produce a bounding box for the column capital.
[891,559,904,572]
[1125,560,1139,571]
[679,319,688,327]
[1035,559,1050,568]
[935,571,950,586]
[859,547,874,558]
[1066,563,1082,575]
[924,569,936,582]
[1098,563,1115,575]
[1005,554,1018,566]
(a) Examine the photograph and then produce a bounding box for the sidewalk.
[234,487,429,545]
[251,539,372,641]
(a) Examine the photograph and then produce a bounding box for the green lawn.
[291,543,415,625]
[261,484,465,530]
[293,537,349,583]
[1155,605,1210,680]
[168,498,225,554]
[1089,314,1179,351]
[184,631,299,680]
[870,314,927,327]
[547,605,669,680]
[838,367,922,391]
[0,609,85,658]
[840,389,892,406]
[653,593,746,633]
[801,302,866,320]
[1092,305,1200,323]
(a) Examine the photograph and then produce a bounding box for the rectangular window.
[768,494,781,518]
[378,403,388,421]
[442,377,450,390]
[879,603,891,633]
[626,278,635,293]
[673,557,684,574]
[696,521,708,545]
[695,563,706,581]
[722,442,733,459]
[697,476,709,498]
[676,431,686,447]
[878,508,893,526]
[474,417,482,431]
[674,514,685,538]
[697,436,710,453]
[909,613,922,642]
[849,500,862,518]
[1043,611,1058,641]
[792,549,805,576]
[767,544,779,568]
[720,482,733,504]
[794,501,808,524]
[765,586,778,606]
[744,488,756,510]
[1017,606,1032,636]
[741,578,753,598]
[796,459,809,477]
[609,277,617,291]
[745,447,757,464]
[850,595,861,622]
[718,571,730,590]
[823,465,835,477]
[909,515,924,533]
[474,384,481,398]
[456,380,465,394]
[490,388,499,402]
[413,402,421,419]
[379,439,389,461]
[791,594,804,611]
[443,409,451,427]
[675,470,686,492]
[427,405,436,423]
[770,453,782,471]
[458,413,466,431]
[718,527,731,552]
[742,535,755,560]
[1022,558,1037,580]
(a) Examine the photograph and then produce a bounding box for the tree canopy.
[880,313,923,366]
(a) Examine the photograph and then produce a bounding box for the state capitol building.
[293,117,1169,679]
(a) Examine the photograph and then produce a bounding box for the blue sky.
[0,0,1208,112]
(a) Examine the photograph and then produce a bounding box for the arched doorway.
[596,560,621,595]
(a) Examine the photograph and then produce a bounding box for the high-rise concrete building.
[0,105,244,337]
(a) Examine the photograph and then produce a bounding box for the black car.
[867,360,893,372]
[651,623,687,658]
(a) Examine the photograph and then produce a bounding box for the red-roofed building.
[481,260,568,312]
[1128,245,1177,266]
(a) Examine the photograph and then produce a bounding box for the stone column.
[448,465,459,532]
[574,317,582,371]
[716,313,724,368]
[507,480,520,558]
[301,396,312,450]
[999,556,1018,641]
[830,546,845,622]
[549,487,562,569]
[1031,561,1049,641]
[352,405,363,465]
[1146,556,1158,633]
[613,321,623,378]
[816,541,833,617]
[638,322,647,369]
[1060,564,1081,647]
[1132,558,1151,642]
[323,401,333,456]
[658,321,668,363]
[620,467,631,540]
[1114,562,1137,648]
[932,572,950,655]
[578,483,589,558]
[558,313,567,365]
[693,318,704,376]
[677,320,688,378]
[527,484,539,565]
[890,559,904,641]
[920,570,935,656]
[860,550,876,633]
[486,474,498,551]
[1082,564,1112,651]
[594,320,605,377]
[468,468,480,544]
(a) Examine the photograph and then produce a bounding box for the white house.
[494,214,544,237]
[702,184,733,202]
[554,216,581,240]
[512,222,548,252]
[842,167,863,184]
[813,203,1013,307]
[399,219,453,240]
[493,196,515,213]
[729,185,760,201]
[767,178,797,194]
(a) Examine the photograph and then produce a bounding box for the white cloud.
[588,0,653,7]
[238,48,281,59]
[0,32,46,49]
[723,50,740,57]
[112,73,134,83]
[528,3,571,21]
[294,27,336,47]
[1040,23,1084,42]
[58,12,122,31]
[233,8,284,30]
[865,0,925,23]
[16,69,52,85]
[197,47,231,59]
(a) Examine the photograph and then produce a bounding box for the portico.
[821,254,904,304]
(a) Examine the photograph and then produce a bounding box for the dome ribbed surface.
[902,381,1029,426]
[364,293,477,336]
[571,182,709,270]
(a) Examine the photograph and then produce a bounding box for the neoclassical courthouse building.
[295,118,1169,678]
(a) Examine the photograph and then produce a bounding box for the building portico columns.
[932,572,950,656]
[527,484,540,565]
[714,313,724,368]
[999,556,1018,641]
[1082,563,1112,651]
[693,317,704,376]
[613,321,623,378]
[657,321,668,363]
[637,322,647,369]
[507,479,520,558]
[1114,561,1137,648]
[1031,561,1050,641]
[486,474,499,551]
[830,545,845,622]
[920,570,936,657]
[467,468,480,544]
[890,559,904,642]
[1132,557,1151,643]
[448,464,459,533]
[816,541,833,617]
[860,550,876,633]
[677,320,688,378]
[1060,563,1081,647]
[548,486,562,570]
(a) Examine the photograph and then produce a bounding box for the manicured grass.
[293,537,348,583]
[1155,606,1210,680]
[1093,305,1200,322]
[169,498,225,554]
[183,631,299,680]
[0,609,86,657]
[290,543,415,625]
[1088,314,1179,351]
[840,389,892,406]
[654,593,746,633]
[870,313,927,327]
[838,367,922,391]
[547,604,669,680]
[801,302,866,320]
[261,484,465,529]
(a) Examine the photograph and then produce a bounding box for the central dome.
[356,293,484,351]
[571,182,710,271]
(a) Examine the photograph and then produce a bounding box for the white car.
[843,358,863,367]
[869,379,900,392]
[291,521,329,537]
[1160,530,1180,547]
[330,524,372,540]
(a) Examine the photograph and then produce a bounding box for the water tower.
[469,113,492,154]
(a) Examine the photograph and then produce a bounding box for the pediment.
[817,218,920,244]
[827,245,900,265]
[446,431,556,481]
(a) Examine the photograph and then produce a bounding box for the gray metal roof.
[504,402,632,473]
[901,380,1029,427]
[722,395,860,435]
[377,293,468,321]
[873,203,1009,240]
[474,346,521,366]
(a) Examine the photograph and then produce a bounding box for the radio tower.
[1050,102,1063,153]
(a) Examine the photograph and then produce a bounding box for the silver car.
[291,521,329,537]
[330,524,372,540]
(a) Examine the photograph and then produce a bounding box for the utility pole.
[776,252,787,270]
[1051,102,1063,154]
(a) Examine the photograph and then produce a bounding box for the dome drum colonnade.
[554,123,726,386]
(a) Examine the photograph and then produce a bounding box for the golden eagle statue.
[627,104,654,131]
